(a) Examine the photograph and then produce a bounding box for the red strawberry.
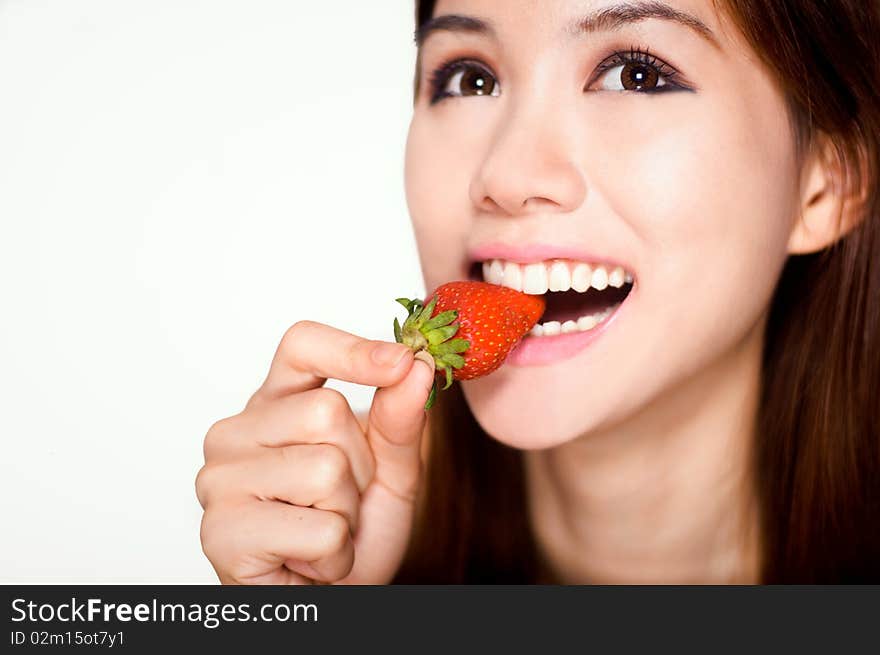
[393,281,546,409]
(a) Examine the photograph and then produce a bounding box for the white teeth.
[548,261,572,292]
[476,256,634,341]
[571,263,592,292]
[479,258,634,293]
[577,314,599,330]
[502,261,523,291]
[591,266,609,290]
[522,263,549,294]
[486,259,505,285]
[541,321,561,336]
[527,302,623,338]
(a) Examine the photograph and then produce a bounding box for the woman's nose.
[469,106,587,216]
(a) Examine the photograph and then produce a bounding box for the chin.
[460,376,610,450]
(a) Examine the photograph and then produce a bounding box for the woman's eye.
[589,50,684,94]
[598,62,666,91]
[431,61,500,103]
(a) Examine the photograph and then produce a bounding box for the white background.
[0,0,421,583]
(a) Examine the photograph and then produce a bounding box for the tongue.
[540,286,630,323]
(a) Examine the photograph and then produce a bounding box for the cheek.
[594,92,797,243]
[404,113,477,289]
[592,91,797,335]
[463,94,800,450]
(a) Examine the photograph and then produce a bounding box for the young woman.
[196,0,879,584]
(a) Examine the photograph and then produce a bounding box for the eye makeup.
[423,43,694,105]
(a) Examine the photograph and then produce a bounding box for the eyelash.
[428,58,493,104]
[427,45,686,104]
[591,45,685,93]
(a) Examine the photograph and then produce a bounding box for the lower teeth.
[528,302,621,337]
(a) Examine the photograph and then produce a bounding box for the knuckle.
[281,320,314,352]
[194,463,218,508]
[203,416,235,461]
[311,445,350,495]
[307,388,349,435]
[196,460,241,508]
[201,504,252,582]
[379,461,422,505]
[316,512,350,554]
[324,542,356,582]
[225,555,261,586]
[199,506,225,565]
[276,322,308,369]
[276,446,308,493]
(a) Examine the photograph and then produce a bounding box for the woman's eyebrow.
[414,3,720,51]
[414,14,493,46]
[574,1,721,50]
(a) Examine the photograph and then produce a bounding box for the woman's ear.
[787,132,868,254]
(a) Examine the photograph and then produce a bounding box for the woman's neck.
[524,319,766,584]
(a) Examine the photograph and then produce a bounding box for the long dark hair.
[395,0,880,583]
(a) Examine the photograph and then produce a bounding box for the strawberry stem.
[393,294,470,411]
[425,379,439,410]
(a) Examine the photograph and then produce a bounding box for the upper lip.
[467,241,634,274]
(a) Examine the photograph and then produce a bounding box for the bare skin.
[196,325,437,584]
[196,0,856,584]
[523,312,765,583]
[404,0,854,583]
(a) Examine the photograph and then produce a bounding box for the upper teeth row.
[481,259,633,294]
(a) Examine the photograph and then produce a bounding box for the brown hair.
[394,0,880,583]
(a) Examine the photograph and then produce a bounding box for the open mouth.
[467,258,635,336]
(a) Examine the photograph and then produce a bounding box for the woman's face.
[404,0,801,448]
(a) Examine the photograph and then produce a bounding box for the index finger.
[247,321,414,408]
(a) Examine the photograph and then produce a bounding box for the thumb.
[365,349,435,501]
[340,350,435,583]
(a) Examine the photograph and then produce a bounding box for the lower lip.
[505,295,630,367]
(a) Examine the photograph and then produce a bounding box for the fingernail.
[412,350,436,392]
[372,342,410,367]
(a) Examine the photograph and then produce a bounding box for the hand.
[195,320,435,584]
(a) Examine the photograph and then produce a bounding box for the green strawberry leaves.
[392,293,471,411]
